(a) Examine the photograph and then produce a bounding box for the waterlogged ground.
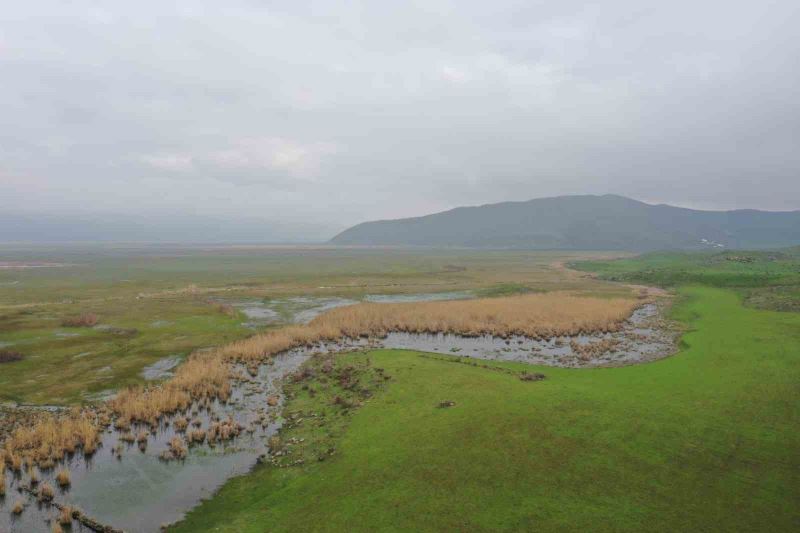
[0,352,311,532]
[0,299,675,532]
[224,290,474,328]
[381,303,677,367]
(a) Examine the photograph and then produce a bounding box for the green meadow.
[174,286,800,532]
[574,248,800,311]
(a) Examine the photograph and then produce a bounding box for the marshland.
[0,245,637,529]
[5,2,800,530]
[1,245,799,532]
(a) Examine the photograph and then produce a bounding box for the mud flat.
[141,355,183,381]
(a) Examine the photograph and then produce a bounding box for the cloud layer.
[1,1,798,239]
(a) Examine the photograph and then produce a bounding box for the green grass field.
[173,286,800,532]
[573,248,800,311]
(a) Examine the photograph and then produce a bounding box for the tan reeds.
[187,429,206,445]
[167,437,187,460]
[173,416,189,432]
[2,412,99,469]
[55,468,71,487]
[222,292,640,362]
[58,505,74,525]
[313,293,638,339]
[38,482,54,502]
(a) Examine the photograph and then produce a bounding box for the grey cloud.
[1,0,798,240]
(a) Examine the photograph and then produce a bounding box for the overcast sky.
[1,1,799,239]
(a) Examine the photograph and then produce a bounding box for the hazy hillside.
[331,195,800,250]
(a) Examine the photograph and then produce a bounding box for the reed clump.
[187,429,206,445]
[28,465,39,485]
[55,468,71,487]
[207,418,242,444]
[58,505,74,525]
[2,411,99,469]
[167,436,187,460]
[38,481,54,502]
[570,338,622,359]
[173,416,189,432]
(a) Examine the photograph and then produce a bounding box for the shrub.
[519,372,546,382]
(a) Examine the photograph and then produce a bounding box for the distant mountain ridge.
[330,195,800,251]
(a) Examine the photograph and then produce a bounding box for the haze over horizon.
[2,1,799,241]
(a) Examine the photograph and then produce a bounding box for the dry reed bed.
[224,293,641,362]
[318,292,638,338]
[1,292,642,469]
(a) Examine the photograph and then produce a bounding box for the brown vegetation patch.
[0,349,24,363]
[55,468,71,487]
[2,410,100,469]
[520,372,546,382]
[214,303,237,317]
[569,338,622,360]
[38,481,54,502]
[58,505,74,526]
[61,313,99,327]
